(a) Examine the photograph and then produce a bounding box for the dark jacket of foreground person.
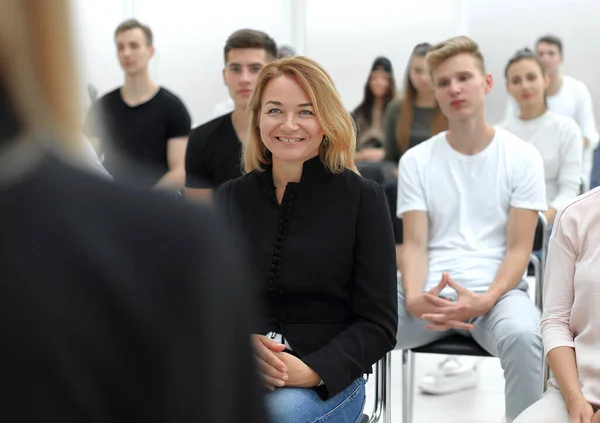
[0,144,268,422]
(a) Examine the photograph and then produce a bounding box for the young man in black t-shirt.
[85,19,191,190]
[185,29,277,202]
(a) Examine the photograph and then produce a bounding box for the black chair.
[358,162,385,185]
[383,179,550,423]
[383,179,403,244]
[359,352,391,423]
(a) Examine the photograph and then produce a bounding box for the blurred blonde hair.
[425,36,486,78]
[244,56,358,174]
[0,0,81,151]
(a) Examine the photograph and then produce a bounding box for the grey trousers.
[394,282,543,422]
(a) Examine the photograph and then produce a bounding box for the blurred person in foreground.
[0,1,267,422]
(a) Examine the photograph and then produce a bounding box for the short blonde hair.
[426,36,486,77]
[0,0,81,151]
[244,56,358,175]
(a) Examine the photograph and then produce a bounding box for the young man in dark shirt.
[185,29,277,202]
[85,19,191,190]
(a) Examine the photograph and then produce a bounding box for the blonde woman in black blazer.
[217,56,398,423]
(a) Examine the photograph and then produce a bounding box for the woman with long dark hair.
[352,56,396,163]
[381,42,447,179]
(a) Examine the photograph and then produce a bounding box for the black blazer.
[217,155,398,399]
[0,153,268,422]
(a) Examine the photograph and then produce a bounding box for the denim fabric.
[265,377,366,423]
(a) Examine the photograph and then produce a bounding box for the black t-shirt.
[85,87,191,188]
[0,148,269,422]
[185,112,243,189]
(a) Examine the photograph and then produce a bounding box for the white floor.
[362,276,539,422]
[363,353,506,423]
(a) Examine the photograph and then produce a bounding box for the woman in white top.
[501,48,582,225]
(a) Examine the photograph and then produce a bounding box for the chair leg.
[402,350,415,423]
[529,253,543,311]
[368,352,392,423]
[369,360,382,423]
[383,352,391,423]
[543,358,550,392]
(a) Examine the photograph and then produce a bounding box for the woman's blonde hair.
[244,56,358,174]
[0,0,82,150]
[425,36,486,78]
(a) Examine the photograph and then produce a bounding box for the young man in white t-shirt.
[396,36,547,423]
[504,35,598,190]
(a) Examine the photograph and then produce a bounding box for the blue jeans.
[265,377,366,423]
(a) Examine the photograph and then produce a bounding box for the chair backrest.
[357,162,385,185]
[533,215,544,252]
[382,179,403,244]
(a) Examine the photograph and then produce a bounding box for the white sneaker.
[417,356,479,395]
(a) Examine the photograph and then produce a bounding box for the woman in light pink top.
[515,187,600,422]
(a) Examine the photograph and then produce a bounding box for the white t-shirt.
[504,75,599,189]
[500,111,582,211]
[397,129,547,294]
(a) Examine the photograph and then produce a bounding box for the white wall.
[73,0,600,127]
[73,0,294,126]
[304,0,463,112]
[467,0,600,125]
[71,0,132,114]
[134,0,293,126]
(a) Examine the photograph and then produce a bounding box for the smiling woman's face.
[259,75,325,166]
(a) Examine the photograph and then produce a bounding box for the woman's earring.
[322,136,329,145]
